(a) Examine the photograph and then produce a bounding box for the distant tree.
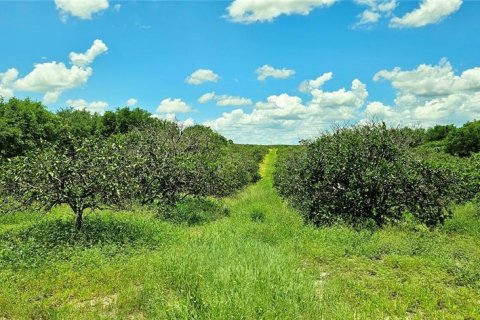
[446,120,480,157]
[100,107,153,136]
[115,107,153,133]
[101,111,118,136]
[393,127,426,147]
[0,137,130,230]
[425,124,456,142]
[57,108,102,140]
[0,98,60,158]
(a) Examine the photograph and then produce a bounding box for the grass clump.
[156,197,229,226]
[250,208,266,222]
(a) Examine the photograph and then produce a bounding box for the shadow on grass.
[0,214,168,270]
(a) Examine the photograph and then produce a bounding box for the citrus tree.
[1,137,130,230]
[274,123,457,228]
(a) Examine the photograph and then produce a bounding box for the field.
[1,149,479,319]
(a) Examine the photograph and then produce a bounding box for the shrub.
[419,150,480,203]
[274,123,456,228]
[446,120,480,157]
[425,124,456,142]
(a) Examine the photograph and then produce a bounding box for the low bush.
[274,123,457,228]
[418,149,480,203]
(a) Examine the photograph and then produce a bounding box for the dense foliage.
[274,123,457,228]
[418,149,480,204]
[445,120,480,157]
[425,124,456,142]
[0,98,60,158]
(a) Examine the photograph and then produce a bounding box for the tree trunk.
[75,211,83,231]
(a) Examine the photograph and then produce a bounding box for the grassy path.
[1,149,479,319]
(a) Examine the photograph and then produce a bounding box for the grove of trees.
[2,97,480,231]
[0,98,267,230]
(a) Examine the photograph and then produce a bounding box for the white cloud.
[15,63,93,104]
[299,72,333,93]
[69,39,108,67]
[157,98,193,114]
[216,95,253,107]
[227,0,338,23]
[152,113,195,129]
[390,0,462,28]
[182,118,195,128]
[198,92,216,104]
[309,79,368,114]
[373,58,480,96]
[358,10,381,25]
[0,68,19,99]
[13,40,108,104]
[55,0,109,21]
[113,4,121,12]
[369,59,480,126]
[186,69,220,85]
[205,74,368,144]
[354,0,397,27]
[256,65,295,81]
[126,98,138,107]
[226,0,458,28]
[198,92,252,106]
[66,99,109,114]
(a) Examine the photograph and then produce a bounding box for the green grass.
[1,149,479,319]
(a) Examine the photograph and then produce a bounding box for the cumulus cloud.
[156,98,193,114]
[55,0,109,21]
[369,59,480,125]
[205,73,368,144]
[390,0,462,28]
[13,40,108,104]
[126,98,138,107]
[66,99,109,114]
[186,69,220,85]
[198,92,252,106]
[69,39,108,67]
[299,72,333,93]
[226,0,338,23]
[0,68,19,99]
[256,65,295,81]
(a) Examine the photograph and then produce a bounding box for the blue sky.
[1,0,479,144]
